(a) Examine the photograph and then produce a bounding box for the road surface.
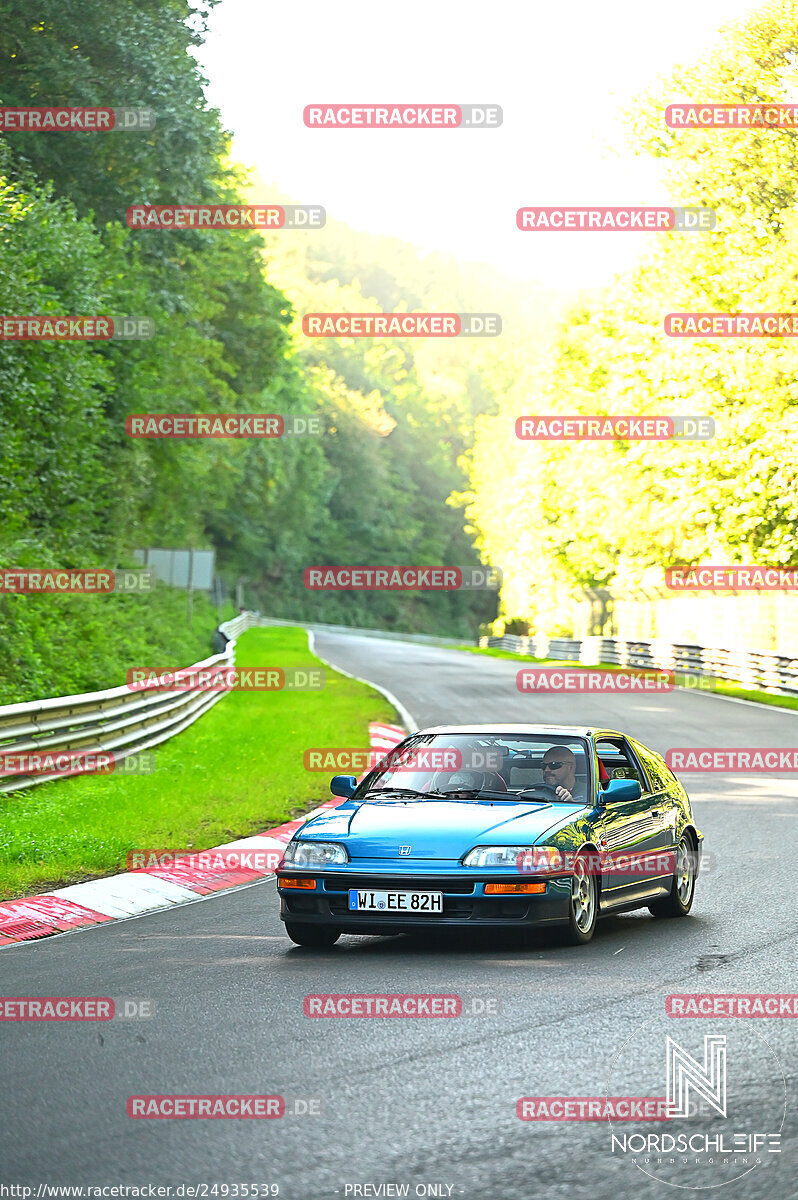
[2,632,796,1199]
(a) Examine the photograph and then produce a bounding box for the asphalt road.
[2,632,797,1200]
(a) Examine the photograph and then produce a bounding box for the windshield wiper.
[361,787,532,802]
[361,787,429,799]
[427,788,517,800]
[428,788,480,798]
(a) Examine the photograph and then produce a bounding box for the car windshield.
[355,733,592,802]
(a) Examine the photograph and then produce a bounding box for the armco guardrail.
[258,615,471,648]
[0,612,255,795]
[480,633,798,698]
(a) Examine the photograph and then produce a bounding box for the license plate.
[348,889,443,913]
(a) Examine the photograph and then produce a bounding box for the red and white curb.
[0,721,406,947]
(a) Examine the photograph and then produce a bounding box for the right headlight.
[281,840,349,867]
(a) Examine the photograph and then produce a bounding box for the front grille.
[322,875,476,895]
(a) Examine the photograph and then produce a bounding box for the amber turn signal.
[484,881,546,894]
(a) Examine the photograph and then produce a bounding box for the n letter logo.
[667,1034,727,1118]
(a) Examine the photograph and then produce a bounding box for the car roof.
[413,724,622,739]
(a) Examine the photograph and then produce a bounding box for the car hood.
[298,796,587,860]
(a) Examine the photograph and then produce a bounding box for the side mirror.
[603,778,642,803]
[330,774,357,798]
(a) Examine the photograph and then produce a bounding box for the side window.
[595,737,647,790]
[631,741,673,794]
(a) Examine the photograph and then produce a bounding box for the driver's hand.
[554,785,573,802]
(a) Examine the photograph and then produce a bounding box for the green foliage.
[467,0,798,626]
[244,184,562,634]
[0,585,233,704]
[0,0,541,689]
[0,0,228,226]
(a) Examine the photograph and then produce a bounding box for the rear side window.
[632,741,676,794]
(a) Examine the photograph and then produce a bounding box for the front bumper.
[276,870,571,933]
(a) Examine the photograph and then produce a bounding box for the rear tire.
[284,922,340,947]
[559,852,599,945]
[649,835,696,917]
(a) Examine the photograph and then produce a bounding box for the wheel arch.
[574,839,603,900]
[681,824,700,850]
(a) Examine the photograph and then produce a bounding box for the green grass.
[686,676,798,711]
[0,626,397,899]
[456,644,798,711]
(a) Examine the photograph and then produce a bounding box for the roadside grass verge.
[0,626,397,900]
[455,645,798,712]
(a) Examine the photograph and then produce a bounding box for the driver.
[541,746,585,803]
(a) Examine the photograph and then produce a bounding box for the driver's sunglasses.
[542,760,567,770]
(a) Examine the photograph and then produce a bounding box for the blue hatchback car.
[277,724,703,947]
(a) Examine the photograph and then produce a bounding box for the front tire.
[649,835,696,917]
[284,922,340,947]
[560,853,598,945]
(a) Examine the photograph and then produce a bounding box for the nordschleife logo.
[606,1019,785,1190]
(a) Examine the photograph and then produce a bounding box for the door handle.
[652,809,662,817]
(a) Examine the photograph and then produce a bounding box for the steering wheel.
[429,768,506,793]
[516,783,562,800]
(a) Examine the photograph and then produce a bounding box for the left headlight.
[463,845,531,869]
[281,840,349,867]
